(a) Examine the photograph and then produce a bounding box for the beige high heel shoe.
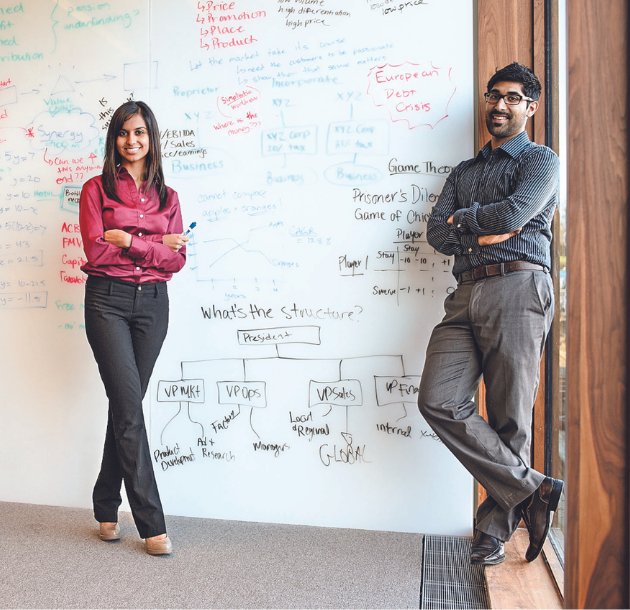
[99,523,121,541]
[145,535,173,555]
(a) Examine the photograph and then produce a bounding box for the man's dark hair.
[487,62,542,101]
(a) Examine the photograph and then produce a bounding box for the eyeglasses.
[484,92,534,105]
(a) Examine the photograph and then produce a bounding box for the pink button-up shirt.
[80,167,186,283]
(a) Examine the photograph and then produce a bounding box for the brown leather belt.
[458,261,546,283]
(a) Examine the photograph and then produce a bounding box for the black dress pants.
[84,275,168,539]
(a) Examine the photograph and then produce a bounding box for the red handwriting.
[196,1,266,51]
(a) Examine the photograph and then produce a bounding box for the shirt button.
[138,232,143,236]
[136,266,140,271]
[137,286,142,291]
[457,224,461,228]
[140,214,144,218]
[468,248,473,253]
[141,198,145,202]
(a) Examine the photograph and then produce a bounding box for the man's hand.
[103,229,132,249]
[446,213,521,246]
[162,233,189,252]
[478,229,521,246]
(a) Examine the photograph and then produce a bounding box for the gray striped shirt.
[427,131,560,275]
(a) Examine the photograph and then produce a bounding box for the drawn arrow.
[74,75,116,84]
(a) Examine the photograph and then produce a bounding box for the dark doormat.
[420,535,490,609]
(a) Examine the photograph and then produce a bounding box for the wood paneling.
[532,0,546,147]
[565,1,630,608]
[477,1,538,148]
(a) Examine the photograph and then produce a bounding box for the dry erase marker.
[184,222,196,236]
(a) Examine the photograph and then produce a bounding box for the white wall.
[0,0,474,535]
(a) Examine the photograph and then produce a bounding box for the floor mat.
[420,535,490,609]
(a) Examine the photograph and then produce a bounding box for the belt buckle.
[499,263,505,276]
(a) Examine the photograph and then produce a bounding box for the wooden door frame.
[565,2,629,607]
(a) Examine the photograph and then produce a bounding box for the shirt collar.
[116,165,130,179]
[477,130,532,160]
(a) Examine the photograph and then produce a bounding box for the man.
[417,62,563,565]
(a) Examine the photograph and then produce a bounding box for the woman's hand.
[162,233,189,252]
[103,229,132,249]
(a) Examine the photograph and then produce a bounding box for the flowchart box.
[262,126,317,156]
[237,325,320,346]
[0,85,17,107]
[309,379,363,407]
[374,376,421,405]
[326,120,389,155]
[124,61,158,91]
[217,381,267,408]
[156,379,205,403]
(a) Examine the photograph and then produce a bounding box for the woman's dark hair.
[102,101,167,210]
[487,62,542,101]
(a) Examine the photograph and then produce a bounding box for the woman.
[79,101,188,555]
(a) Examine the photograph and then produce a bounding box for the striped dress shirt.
[427,131,560,276]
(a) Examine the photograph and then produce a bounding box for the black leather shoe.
[470,530,505,565]
[522,476,564,562]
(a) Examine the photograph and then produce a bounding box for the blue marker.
[184,221,196,236]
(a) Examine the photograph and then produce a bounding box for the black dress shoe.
[471,530,505,565]
[521,476,564,562]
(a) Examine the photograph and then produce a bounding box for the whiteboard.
[0,0,474,535]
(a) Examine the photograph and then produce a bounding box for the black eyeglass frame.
[484,92,535,106]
